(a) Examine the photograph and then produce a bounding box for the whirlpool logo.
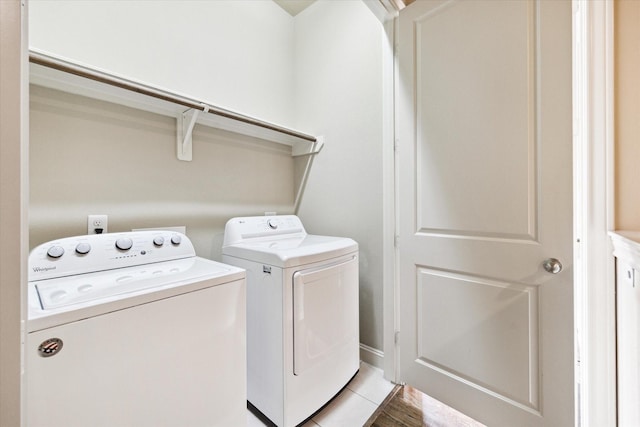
[32,266,56,273]
[38,338,63,357]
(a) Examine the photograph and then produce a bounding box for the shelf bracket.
[292,135,325,158]
[293,136,324,213]
[177,104,210,161]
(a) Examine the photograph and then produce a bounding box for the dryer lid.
[222,234,357,267]
[223,215,357,267]
[222,215,306,247]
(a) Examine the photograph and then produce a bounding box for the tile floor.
[247,361,395,427]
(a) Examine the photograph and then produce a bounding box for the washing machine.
[26,230,246,427]
[222,215,359,427]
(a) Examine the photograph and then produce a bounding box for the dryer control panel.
[223,215,306,246]
[29,231,196,281]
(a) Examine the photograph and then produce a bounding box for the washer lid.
[27,256,245,333]
[32,257,243,311]
[222,234,358,267]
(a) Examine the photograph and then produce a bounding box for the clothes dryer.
[27,231,246,427]
[222,215,359,427]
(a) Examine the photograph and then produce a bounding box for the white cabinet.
[610,231,640,427]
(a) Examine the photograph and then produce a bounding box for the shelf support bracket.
[292,135,325,158]
[293,136,324,213]
[177,104,209,161]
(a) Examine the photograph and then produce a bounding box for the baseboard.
[360,343,384,369]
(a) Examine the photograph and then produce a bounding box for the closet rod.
[29,51,317,143]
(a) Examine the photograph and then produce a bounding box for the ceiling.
[272,0,317,16]
[272,0,415,17]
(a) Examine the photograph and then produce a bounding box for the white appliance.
[27,231,246,427]
[222,215,359,427]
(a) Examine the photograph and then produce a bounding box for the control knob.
[153,236,165,247]
[47,245,64,259]
[267,219,278,230]
[115,238,133,251]
[171,234,181,245]
[75,243,91,255]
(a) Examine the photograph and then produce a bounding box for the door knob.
[543,258,563,274]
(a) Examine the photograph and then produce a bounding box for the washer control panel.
[29,231,195,282]
[223,215,306,246]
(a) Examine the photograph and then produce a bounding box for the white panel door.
[397,1,574,426]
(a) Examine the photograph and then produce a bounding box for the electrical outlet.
[88,215,108,234]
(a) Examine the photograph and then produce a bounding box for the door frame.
[571,1,616,426]
[0,1,29,426]
[381,1,617,426]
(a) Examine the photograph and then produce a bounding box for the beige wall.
[0,1,27,425]
[30,86,296,259]
[615,0,640,229]
[294,1,384,351]
[28,0,302,260]
[29,0,388,355]
[29,0,295,127]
